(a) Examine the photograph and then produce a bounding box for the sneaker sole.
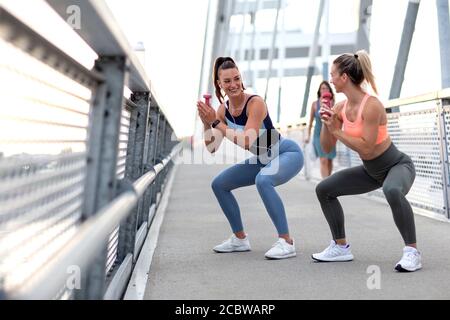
[394,263,422,272]
[213,248,251,253]
[311,254,354,262]
[265,252,297,260]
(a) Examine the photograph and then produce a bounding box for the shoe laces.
[402,250,419,263]
[272,239,284,248]
[221,235,236,245]
[324,242,343,256]
[272,239,290,251]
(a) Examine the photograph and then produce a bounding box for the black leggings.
[315,143,417,245]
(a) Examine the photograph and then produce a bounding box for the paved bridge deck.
[142,163,450,300]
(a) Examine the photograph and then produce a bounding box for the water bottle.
[319,92,333,117]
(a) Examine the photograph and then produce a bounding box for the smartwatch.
[211,119,221,128]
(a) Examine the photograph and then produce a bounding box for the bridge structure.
[0,0,450,300]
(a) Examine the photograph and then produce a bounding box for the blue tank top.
[225,95,281,156]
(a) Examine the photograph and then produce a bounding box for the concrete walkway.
[144,163,450,300]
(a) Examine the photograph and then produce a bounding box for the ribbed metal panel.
[0,38,91,294]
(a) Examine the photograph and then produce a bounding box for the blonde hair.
[333,50,378,95]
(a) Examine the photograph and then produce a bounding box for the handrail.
[0,6,104,88]
[45,0,150,92]
[386,87,450,107]
[10,144,182,300]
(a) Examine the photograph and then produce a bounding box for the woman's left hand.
[197,101,217,125]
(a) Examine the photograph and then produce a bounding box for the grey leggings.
[315,143,417,245]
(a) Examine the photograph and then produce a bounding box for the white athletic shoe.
[265,238,296,259]
[213,234,251,253]
[394,246,422,272]
[311,240,354,262]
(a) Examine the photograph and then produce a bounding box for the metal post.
[143,103,160,225]
[264,0,282,102]
[115,101,138,263]
[276,0,286,122]
[238,0,250,63]
[436,98,450,218]
[198,0,212,99]
[150,107,161,207]
[436,0,450,88]
[322,0,330,80]
[77,56,128,300]
[208,0,230,104]
[117,92,150,262]
[356,0,373,52]
[133,92,151,229]
[301,0,325,117]
[225,0,237,57]
[160,117,168,191]
[389,0,420,99]
[154,115,166,204]
[195,0,212,145]
[249,0,262,91]
[277,86,282,123]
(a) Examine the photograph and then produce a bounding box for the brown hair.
[213,57,246,104]
[333,50,378,95]
[316,80,335,101]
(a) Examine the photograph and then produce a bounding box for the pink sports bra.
[341,94,388,145]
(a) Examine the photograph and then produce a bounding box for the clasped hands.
[197,100,217,126]
[319,99,339,134]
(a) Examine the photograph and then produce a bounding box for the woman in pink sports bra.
[311,50,422,272]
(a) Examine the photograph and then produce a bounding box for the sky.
[105,0,209,138]
[0,0,447,139]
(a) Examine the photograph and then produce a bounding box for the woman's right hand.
[304,136,310,144]
[199,113,210,126]
[197,100,216,126]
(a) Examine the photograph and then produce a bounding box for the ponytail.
[333,50,378,95]
[355,50,378,95]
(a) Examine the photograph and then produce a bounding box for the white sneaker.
[264,238,296,259]
[213,234,251,253]
[311,240,354,262]
[394,246,422,272]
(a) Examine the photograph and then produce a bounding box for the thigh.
[382,159,416,193]
[214,156,263,190]
[319,165,381,197]
[259,149,303,186]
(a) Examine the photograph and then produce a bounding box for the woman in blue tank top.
[305,81,336,178]
[197,57,304,260]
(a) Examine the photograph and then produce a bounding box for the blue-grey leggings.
[315,143,417,245]
[211,138,304,235]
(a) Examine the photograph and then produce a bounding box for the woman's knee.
[315,179,333,199]
[255,173,272,190]
[320,157,328,166]
[382,184,403,202]
[211,175,224,192]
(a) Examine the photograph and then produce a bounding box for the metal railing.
[278,88,450,222]
[0,1,180,300]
